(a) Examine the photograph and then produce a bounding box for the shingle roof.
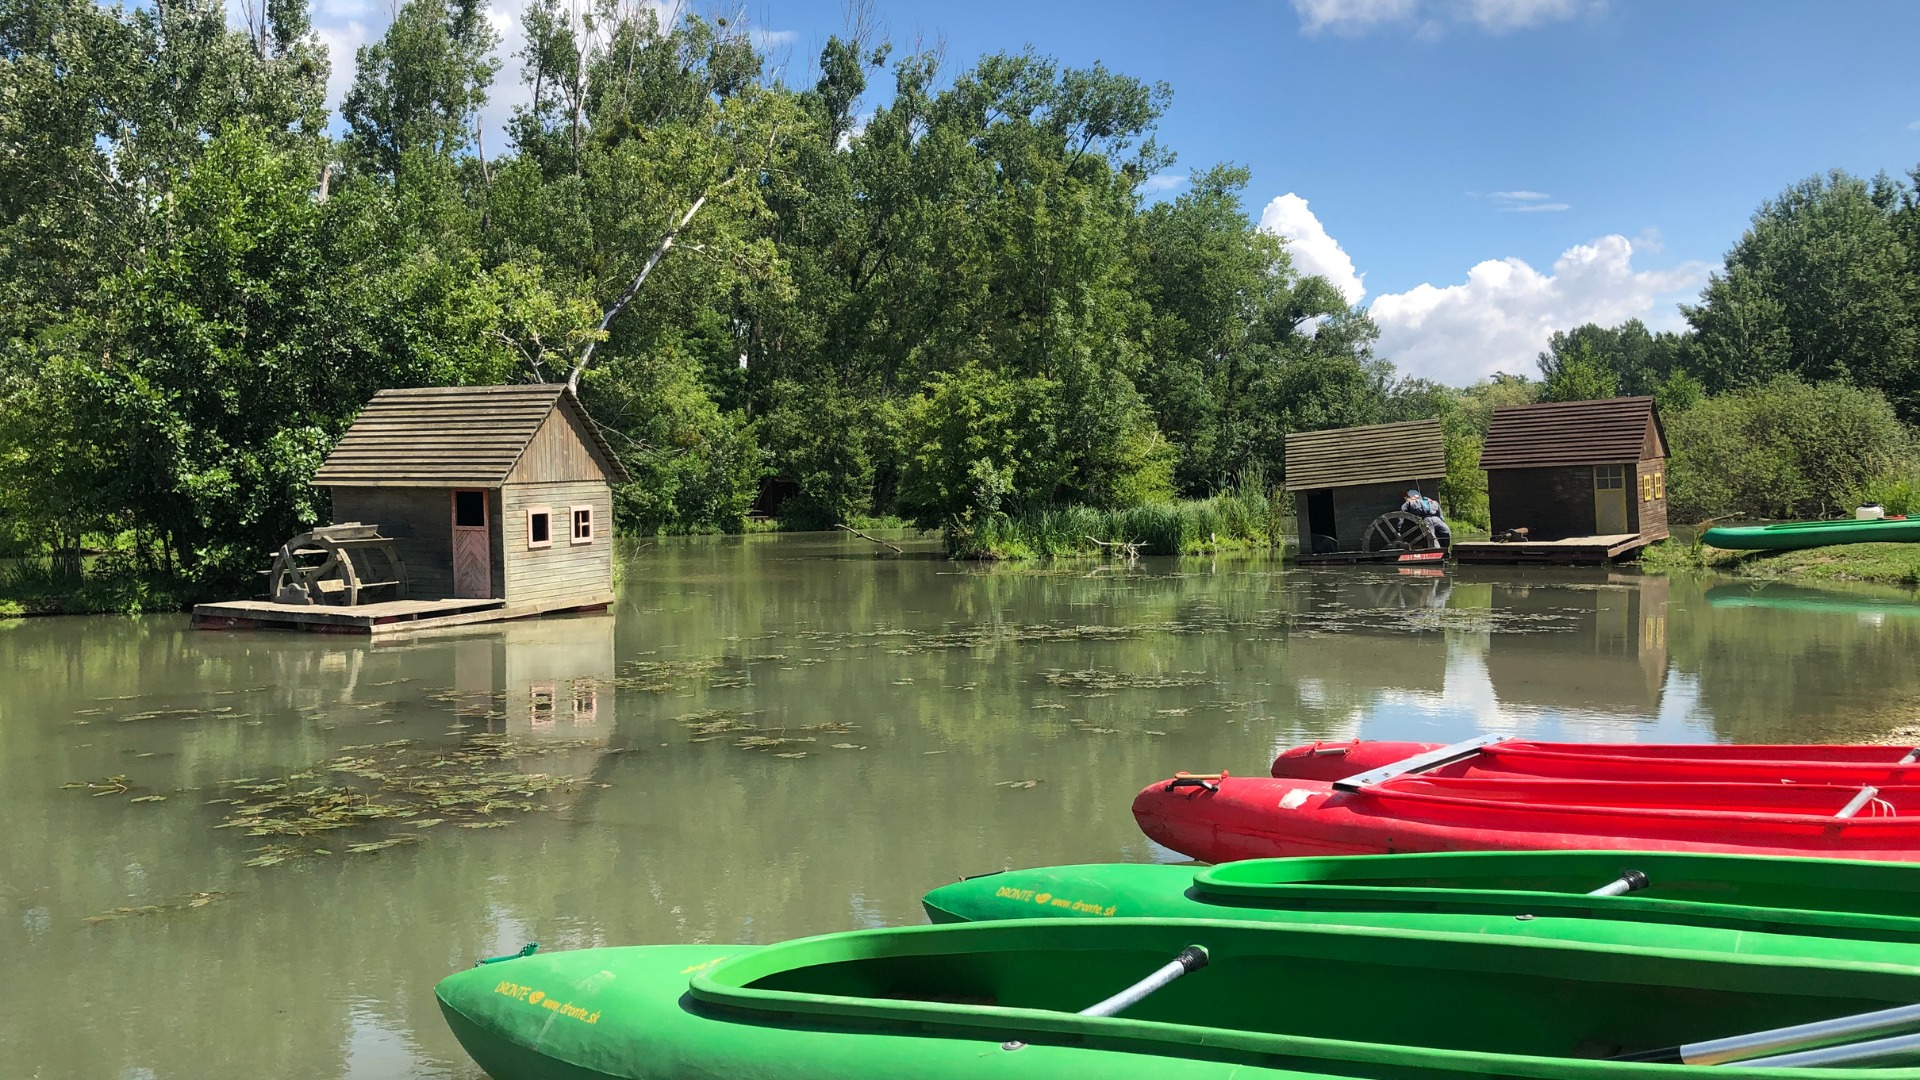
[1283,419,1446,492]
[312,384,629,487]
[1479,396,1662,470]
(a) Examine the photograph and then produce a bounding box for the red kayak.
[1271,738,1920,785]
[1137,742,1920,863]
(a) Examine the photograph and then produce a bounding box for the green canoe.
[922,851,1920,962]
[1702,516,1920,550]
[438,918,1920,1079]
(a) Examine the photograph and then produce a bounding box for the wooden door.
[1593,465,1628,534]
[451,490,492,598]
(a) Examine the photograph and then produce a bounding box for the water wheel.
[266,523,409,606]
[1361,511,1439,554]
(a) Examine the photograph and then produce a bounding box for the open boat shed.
[193,384,629,635]
[1284,418,1446,563]
[1453,395,1668,565]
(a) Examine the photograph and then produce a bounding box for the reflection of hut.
[1482,574,1669,715]
[1454,397,1668,565]
[195,385,628,634]
[446,614,617,737]
[1284,419,1446,564]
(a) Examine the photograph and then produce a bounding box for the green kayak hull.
[1702,517,1920,550]
[1705,583,1920,617]
[437,918,1920,1080]
[922,851,1920,961]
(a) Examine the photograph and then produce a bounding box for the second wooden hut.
[1454,395,1668,564]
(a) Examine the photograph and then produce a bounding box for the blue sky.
[307,0,1920,384]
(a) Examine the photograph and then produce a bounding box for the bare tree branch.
[564,191,707,394]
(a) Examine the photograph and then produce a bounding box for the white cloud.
[1291,0,1598,35]
[1292,0,1420,35]
[1140,171,1187,194]
[1463,0,1591,32]
[1257,193,1366,304]
[1484,190,1570,212]
[1368,234,1711,385]
[1909,119,1920,131]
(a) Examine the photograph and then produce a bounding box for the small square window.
[570,505,594,545]
[530,681,556,729]
[1654,472,1665,499]
[526,508,552,549]
[453,490,487,527]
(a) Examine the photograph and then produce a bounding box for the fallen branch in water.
[1085,536,1148,561]
[836,523,902,554]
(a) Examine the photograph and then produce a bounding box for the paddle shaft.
[1587,870,1650,898]
[1079,946,1209,1018]
[1616,1002,1920,1065]
[1741,1030,1920,1068]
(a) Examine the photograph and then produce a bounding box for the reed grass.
[946,488,1280,560]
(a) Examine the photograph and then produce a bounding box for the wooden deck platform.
[191,593,613,637]
[1293,548,1447,566]
[1451,533,1652,565]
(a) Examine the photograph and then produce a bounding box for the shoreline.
[1639,540,1920,588]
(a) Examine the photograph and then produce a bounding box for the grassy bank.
[946,492,1283,559]
[0,560,220,617]
[1641,539,1920,587]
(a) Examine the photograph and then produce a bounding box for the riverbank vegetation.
[3,0,1920,600]
[1642,541,1920,588]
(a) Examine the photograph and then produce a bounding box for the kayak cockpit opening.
[697,921,1920,1064]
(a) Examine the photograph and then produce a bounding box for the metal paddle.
[1614,1002,1920,1065]
[1587,869,1650,897]
[1079,946,1210,1018]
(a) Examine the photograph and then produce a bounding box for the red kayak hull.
[1134,774,1920,863]
[1271,739,1920,784]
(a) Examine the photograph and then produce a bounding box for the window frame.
[526,506,554,549]
[570,504,595,545]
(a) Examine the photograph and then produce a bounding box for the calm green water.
[6,533,1920,1079]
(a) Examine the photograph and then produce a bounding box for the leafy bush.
[592,349,766,535]
[947,484,1274,559]
[1853,473,1920,517]
[1665,377,1918,522]
[759,383,888,529]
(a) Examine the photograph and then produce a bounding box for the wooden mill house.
[193,384,628,635]
[1284,418,1447,563]
[1453,395,1668,565]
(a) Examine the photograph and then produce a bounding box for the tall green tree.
[342,0,498,177]
[1684,170,1920,419]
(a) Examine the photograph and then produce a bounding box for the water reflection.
[4,537,1920,1079]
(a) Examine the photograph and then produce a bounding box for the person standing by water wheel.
[1402,489,1451,551]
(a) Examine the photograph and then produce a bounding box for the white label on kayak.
[1278,788,1312,809]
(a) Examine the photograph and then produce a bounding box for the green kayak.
[922,851,1920,962]
[1702,516,1920,550]
[438,918,1920,1079]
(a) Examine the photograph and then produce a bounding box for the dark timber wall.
[330,486,503,600]
[1297,477,1444,552]
[1488,467,1595,540]
[1636,458,1670,540]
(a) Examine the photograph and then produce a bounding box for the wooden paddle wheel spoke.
[1361,511,1439,553]
[265,523,408,607]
